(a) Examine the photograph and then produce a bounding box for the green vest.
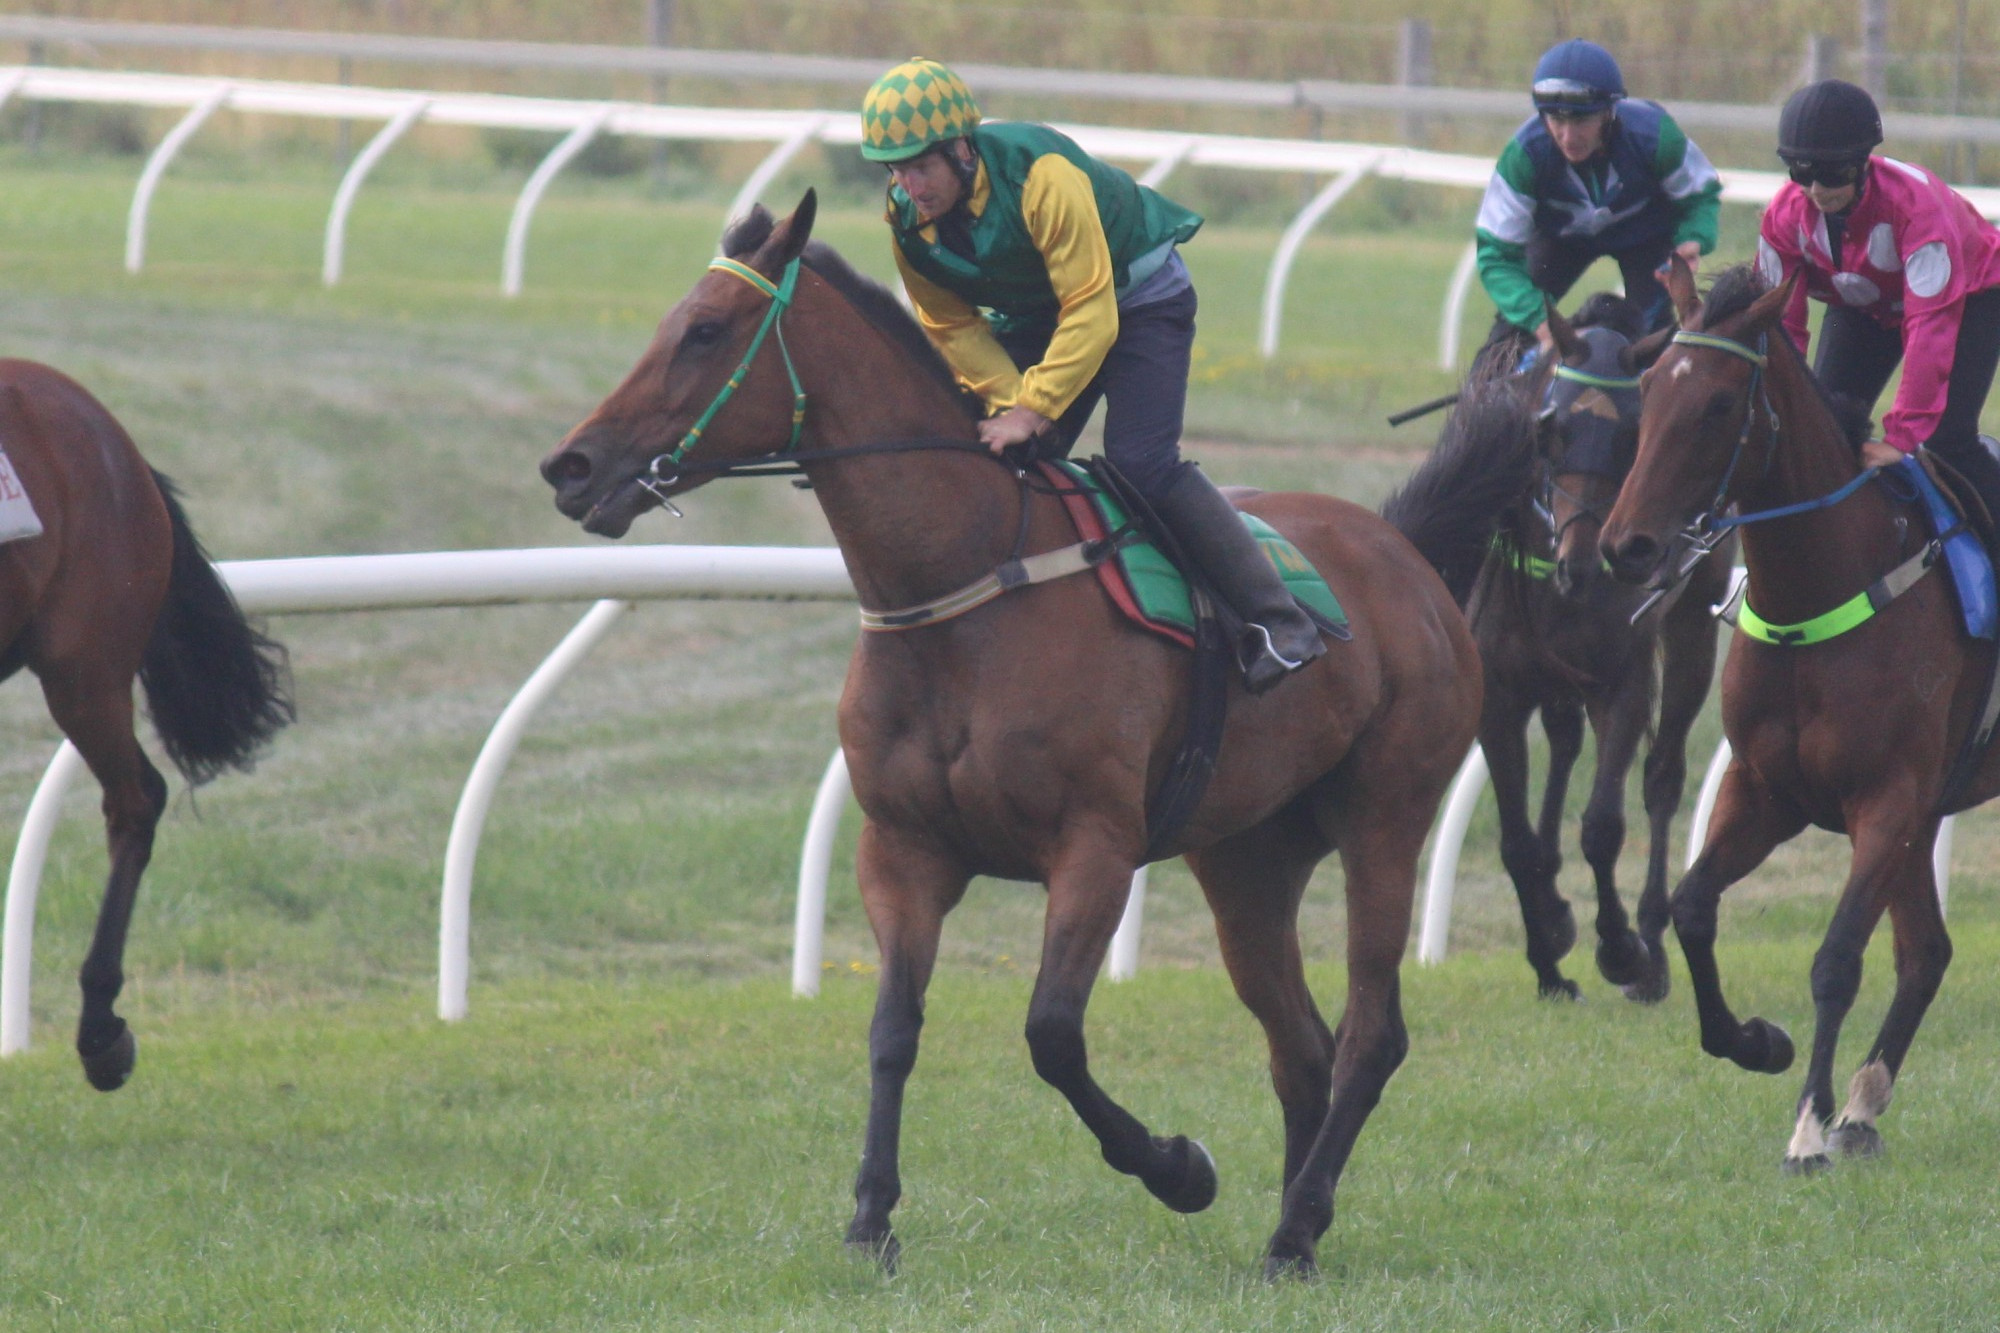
[889,122,1203,334]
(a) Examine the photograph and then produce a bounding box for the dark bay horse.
[0,360,293,1090]
[1601,259,1989,1171]
[542,192,1537,1277]
[1469,298,1729,1001]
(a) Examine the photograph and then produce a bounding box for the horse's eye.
[686,320,725,347]
[1702,392,1736,421]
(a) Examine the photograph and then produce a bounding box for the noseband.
[638,255,809,507]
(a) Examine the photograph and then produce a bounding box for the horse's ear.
[1620,324,1675,373]
[753,189,819,274]
[1665,251,1701,329]
[1739,267,1800,336]
[1544,297,1586,364]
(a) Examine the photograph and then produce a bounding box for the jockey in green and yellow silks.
[860,58,1327,693]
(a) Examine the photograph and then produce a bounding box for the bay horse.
[1469,296,1729,1001]
[542,191,1537,1277]
[1601,259,1988,1171]
[0,359,293,1090]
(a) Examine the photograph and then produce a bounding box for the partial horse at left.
[0,359,293,1090]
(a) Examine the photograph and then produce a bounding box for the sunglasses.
[1783,158,1864,188]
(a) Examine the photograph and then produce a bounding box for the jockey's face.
[887,140,974,221]
[1806,180,1860,214]
[1542,109,1612,164]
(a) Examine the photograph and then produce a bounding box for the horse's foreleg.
[1261,789,1420,1281]
[845,821,967,1269]
[1798,815,1950,1170]
[1636,592,1722,1003]
[1580,676,1649,992]
[1026,839,1218,1216]
[1484,686,1577,998]
[44,676,166,1093]
[1671,763,1806,1076]
[1187,804,1334,1192]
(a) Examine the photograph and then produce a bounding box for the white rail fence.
[0,62,1905,369]
[0,544,1161,1055]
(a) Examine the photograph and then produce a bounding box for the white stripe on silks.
[1661,137,1720,201]
[1475,173,1536,245]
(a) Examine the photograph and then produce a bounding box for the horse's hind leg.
[845,821,969,1269]
[42,670,167,1092]
[1580,670,1652,992]
[1024,837,1218,1217]
[1186,803,1335,1191]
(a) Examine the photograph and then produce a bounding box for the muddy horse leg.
[1484,683,1578,998]
[43,670,167,1092]
[1786,810,1950,1172]
[1025,836,1218,1217]
[844,821,970,1269]
[1187,803,1336,1192]
[1580,671,1651,992]
[1261,780,1424,1280]
[1671,763,1808,1077]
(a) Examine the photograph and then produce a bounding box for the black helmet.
[1778,80,1883,164]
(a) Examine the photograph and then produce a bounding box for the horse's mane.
[1700,262,1871,448]
[720,207,979,419]
[1380,380,1539,608]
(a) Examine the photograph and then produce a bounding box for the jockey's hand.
[979,405,1052,455]
[1861,438,1906,470]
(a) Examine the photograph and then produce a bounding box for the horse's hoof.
[78,1022,136,1093]
[1828,1121,1884,1160]
[1148,1136,1219,1214]
[1262,1248,1319,1283]
[844,1229,900,1275]
[1620,951,1671,1005]
[1780,1152,1831,1177]
[1537,976,1582,1002]
[1735,1018,1794,1075]
[1595,931,1648,988]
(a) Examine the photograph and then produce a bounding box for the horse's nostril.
[545,451,592,486]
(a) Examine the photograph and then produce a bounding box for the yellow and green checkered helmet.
[860,58,981,163]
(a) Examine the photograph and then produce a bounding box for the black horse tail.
[1378,382,1539,608]
[138,470,296,785]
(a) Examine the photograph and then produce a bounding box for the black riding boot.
[1154,466,1326,693]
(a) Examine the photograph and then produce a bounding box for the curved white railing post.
[1932,815,1953,917]
[439,598,631,1021]
[125,82,232,275]
[1136,138,1197,190]
[2,742,88,1056]
[723,115,828,238]
[322,97,429,287]
[1417,744,1487,964]
[0,67,30,112]
[792,746,850,998]
[1686,737,1733,869]
[1258,159,1376,359]
[501,104,615,298]
[1106,865,1147,982]
[1438,240,1479,372]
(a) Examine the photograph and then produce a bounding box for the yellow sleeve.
[890,245,1025,410]
[1015,154,1119,420]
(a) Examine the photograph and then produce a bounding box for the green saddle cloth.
[1050,459,1347,635]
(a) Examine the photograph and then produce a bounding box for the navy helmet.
[1532,39,1626,115]
[1778,80,1883,164]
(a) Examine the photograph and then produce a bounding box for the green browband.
[1551,365,1641,392]
[1722,543,1939,647]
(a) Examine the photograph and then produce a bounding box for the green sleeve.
[1654,112,1722,255]
[1476,230,1544,332]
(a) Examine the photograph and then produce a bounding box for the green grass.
[0,149,1998,1327]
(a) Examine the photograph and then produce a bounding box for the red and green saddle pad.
[1040,458,1348,649]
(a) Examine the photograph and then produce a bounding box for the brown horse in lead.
[542,192,1536,1277]
[1602,259,1990,1171]
[0,359,293,1090]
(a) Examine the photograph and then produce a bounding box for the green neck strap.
[1491,531,1556,580]
[1732,590,1877,646]
[667,256,808,466]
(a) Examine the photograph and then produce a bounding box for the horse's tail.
[1378,383,1539,608]
[139,470,296,785]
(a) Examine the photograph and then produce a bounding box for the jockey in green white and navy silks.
[859,57,1326,693]
[1475,39,1721,349]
